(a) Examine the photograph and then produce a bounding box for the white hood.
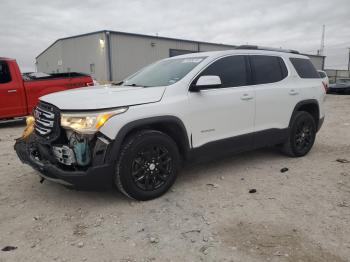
[40,85,166,110]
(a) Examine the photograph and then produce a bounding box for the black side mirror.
[189,83,201,92]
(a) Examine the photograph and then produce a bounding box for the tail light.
[322,81,328,93]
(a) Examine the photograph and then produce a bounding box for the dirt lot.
[0,95,349,262]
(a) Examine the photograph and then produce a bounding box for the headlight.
[61,107,128,134]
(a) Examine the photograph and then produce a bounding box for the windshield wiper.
[111,81,124,86]
[124,83,151,88]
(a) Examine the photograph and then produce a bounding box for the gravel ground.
[0,94,349,262]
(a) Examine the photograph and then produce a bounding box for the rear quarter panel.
[299,78,326,119]
[286,56,326,120]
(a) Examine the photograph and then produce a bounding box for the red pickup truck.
[0,57,93,120]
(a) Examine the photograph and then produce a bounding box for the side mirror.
[190,75,222,92]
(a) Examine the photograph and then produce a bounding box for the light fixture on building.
[99,39,105,49]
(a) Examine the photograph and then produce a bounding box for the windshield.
[123,57,206,87]
[338,79,350,84]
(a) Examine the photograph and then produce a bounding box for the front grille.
[34,102,60,142]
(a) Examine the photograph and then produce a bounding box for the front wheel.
[281,111,316,157]
[115,130,180,200]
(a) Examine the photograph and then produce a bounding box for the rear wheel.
[282,111,316,157]
[115,130,180,200]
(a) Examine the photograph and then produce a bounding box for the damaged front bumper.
[14,135,114,189]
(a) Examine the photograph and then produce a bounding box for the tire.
[115,130,180,200]
[281,111,316,157]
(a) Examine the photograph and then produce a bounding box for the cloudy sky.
[1,0,349,72]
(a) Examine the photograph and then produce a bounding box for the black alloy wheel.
[131,145,173,191]
[115,130,180,200]
[282,111,316,157]
[294,119,314,153]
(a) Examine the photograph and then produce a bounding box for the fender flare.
[288,99,320,128]
[106,115,191,164]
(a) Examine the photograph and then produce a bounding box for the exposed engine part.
[52,145,76,165]
[69,133,91,166]
[51,131,92,167]
[65,129,94,141]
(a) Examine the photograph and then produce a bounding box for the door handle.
[7,89,17,93]
[289,89,299,95]
[241,94,253,100]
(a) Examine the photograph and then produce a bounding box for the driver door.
[188,55,255,150]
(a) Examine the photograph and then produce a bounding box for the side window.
[199,55,248,88]
[318,71,326,78]
[251,55,288,85]
[0,61,12,84]
[290,58,320,78]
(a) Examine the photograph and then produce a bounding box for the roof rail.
[235,45,300,54]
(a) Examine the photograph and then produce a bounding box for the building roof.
[36,30,237,59]
[165,49,310,61]
[36,29,325,60]
[301,53,326,58]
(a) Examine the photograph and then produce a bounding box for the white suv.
[15,46,326,200]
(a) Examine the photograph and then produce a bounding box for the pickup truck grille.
[34,102,60,142]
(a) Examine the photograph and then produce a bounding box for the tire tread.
[115,129,179,200]
[281,111,316,157]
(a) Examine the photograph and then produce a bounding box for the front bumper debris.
[14,136,113,189]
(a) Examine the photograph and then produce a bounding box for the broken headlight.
[61,107,128,134]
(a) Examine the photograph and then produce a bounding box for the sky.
[0,0,349,72]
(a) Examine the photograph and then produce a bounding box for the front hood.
[40,85,166,110]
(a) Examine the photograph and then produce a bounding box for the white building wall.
[60,33,108,81]
[36,32,108,81]
[199,43,235,52]
[110,34,199,81]
[325,69,350,83]
[36,41,63,73]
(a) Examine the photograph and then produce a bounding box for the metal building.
[325,69,350,83]
[304,54,326,72]
[36,30,326,82]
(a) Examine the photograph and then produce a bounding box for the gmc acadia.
[14,46,326,200]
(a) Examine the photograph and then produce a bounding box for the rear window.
[251,55,288,85]
[318,71,326,78]
[0,61,12,84]
[290,58,320,78]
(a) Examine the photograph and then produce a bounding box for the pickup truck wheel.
[115,130,180,200]
[282,111,316,157]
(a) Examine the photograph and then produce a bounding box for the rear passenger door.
[250,55,299,146]
[188,55,255,149]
